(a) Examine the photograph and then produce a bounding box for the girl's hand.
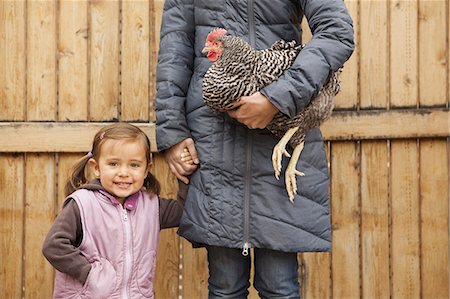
[164,138,199,184]
[226,92,279,129]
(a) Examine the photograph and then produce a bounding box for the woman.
[155,1,354,298]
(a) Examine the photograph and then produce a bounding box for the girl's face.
[89,138,150,204]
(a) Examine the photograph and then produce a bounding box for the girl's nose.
[118,166,129,176]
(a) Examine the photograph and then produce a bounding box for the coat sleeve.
[260,0,355,118]
[155,0,195,152]
[158,181,189,229]
[42,199,91,284]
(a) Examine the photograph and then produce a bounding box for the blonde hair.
[65,123,160,197]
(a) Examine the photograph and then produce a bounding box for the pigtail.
[64,154,92,197]
[144,172,161,197]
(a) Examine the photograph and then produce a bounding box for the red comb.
[206,28,227,43]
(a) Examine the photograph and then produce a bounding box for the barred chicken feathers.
[202,29,341,149]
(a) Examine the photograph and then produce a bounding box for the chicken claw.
[285,142,305,202]
[272,127,299,179]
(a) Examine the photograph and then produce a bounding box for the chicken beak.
[202,47,209,55]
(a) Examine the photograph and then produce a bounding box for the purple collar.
[98,190,140,211]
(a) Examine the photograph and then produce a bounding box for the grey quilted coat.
[156,0,354,253]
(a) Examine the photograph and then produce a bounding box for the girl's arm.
[42,199,91,284]
[158,181,189,229]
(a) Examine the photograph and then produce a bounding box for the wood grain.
[360,0,388,109]
[27,1,57,121]
[0,154,24,298]
[419,139,449,298]
[361,141,390,298]
[24,154,55,298]
[390,140,420,298]
[0,1,26,121]
[58,0,88,121]
[331,142,360,298]
[121,1,150,121]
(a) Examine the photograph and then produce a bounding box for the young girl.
[42,123,188,299]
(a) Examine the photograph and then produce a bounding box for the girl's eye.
[109,162,118,167]
[131,163,141,168]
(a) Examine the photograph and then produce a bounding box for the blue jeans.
[206,246,300,299]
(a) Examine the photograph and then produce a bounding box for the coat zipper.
[121,208,132,299]
[242,0,256,257]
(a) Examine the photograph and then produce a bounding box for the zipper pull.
[123,209,128,221]
[242,242,250,256]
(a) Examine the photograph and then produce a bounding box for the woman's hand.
[164,138,199,184]
[226,92,279,129]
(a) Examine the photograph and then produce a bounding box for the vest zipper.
[241,0,256,257]
[121,208,132,299]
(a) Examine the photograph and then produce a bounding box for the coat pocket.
[136,250,157,298]
[82,257,117,298]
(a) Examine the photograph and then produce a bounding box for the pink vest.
[53,189,159,299]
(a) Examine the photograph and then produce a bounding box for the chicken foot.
[271,126,305,202]
[285,142,305,202]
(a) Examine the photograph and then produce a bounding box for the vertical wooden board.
[360,141,390,298]
[0,154,24,298]
[301,252,331,299]
[390,140,420,299]
[360,0,388,109]
[150,0,165,122]
[182,239,208,299]
[24,154,55,299]
[153,154,180,298]
[57,153,83,210]
[418,0,446,107]
[58,0,88,121]
[89,0,119,121]
[334,0,358,110]
[0,1,26,121]
[330,142,360,298]
[27,0,57,121]
[390,0,418,108]
[419,140,449,298]
[121,1,150,121]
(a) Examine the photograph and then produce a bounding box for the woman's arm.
[261,0,355,118]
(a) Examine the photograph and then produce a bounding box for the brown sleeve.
[159,181,189,229]
[42,199,91,284]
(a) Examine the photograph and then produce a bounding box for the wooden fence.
[0,1,449,298]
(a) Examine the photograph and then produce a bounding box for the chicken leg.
[272,126,305,202]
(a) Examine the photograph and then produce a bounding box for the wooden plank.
[24,154,55,298]
[390,0,418,108]
[322,109,450,140]
[390,140,420,298]
[121,0,150,121]
[153,154,180,299]
[0,1,26,121]
[0,154,24,298]
[27,0,57,121]
[419,139,449,298]
[0,122,155,153]
[182,240,208,299]
[331,142,360,298]
[360,141,390,298]
[89,0,119,121]
[1,109,448,152]
[418,0,447,107]
[58,0,88,121]
[301,252,331,299]
[335,0,358,110]
[360,0,388,109]
[56,153,83,210]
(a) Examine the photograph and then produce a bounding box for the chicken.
[202,28,341,202]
